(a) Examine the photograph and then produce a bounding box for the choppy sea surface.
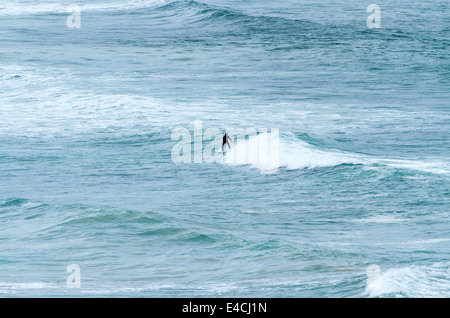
[0,0,449,297]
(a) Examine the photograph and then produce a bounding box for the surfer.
[222,133,232,152]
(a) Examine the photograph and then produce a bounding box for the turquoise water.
[0,0,449,297]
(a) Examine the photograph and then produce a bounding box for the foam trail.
[224,131,364,172]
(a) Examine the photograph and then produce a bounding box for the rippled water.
[0,0,449,297]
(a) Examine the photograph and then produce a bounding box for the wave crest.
[224,131,450,175]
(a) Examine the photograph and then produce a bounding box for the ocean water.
[0,0,449,297]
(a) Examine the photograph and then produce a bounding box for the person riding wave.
[222,133,232,152]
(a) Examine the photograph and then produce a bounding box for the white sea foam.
[365,262,450,298]
[0,65,256,138]
[73,281,243,296]
[223,131,365,174]
[400,238,450,246]
[0,65,185,137]
[0,0,170,16]
[352,214,408,224]
[376,158,450,175]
